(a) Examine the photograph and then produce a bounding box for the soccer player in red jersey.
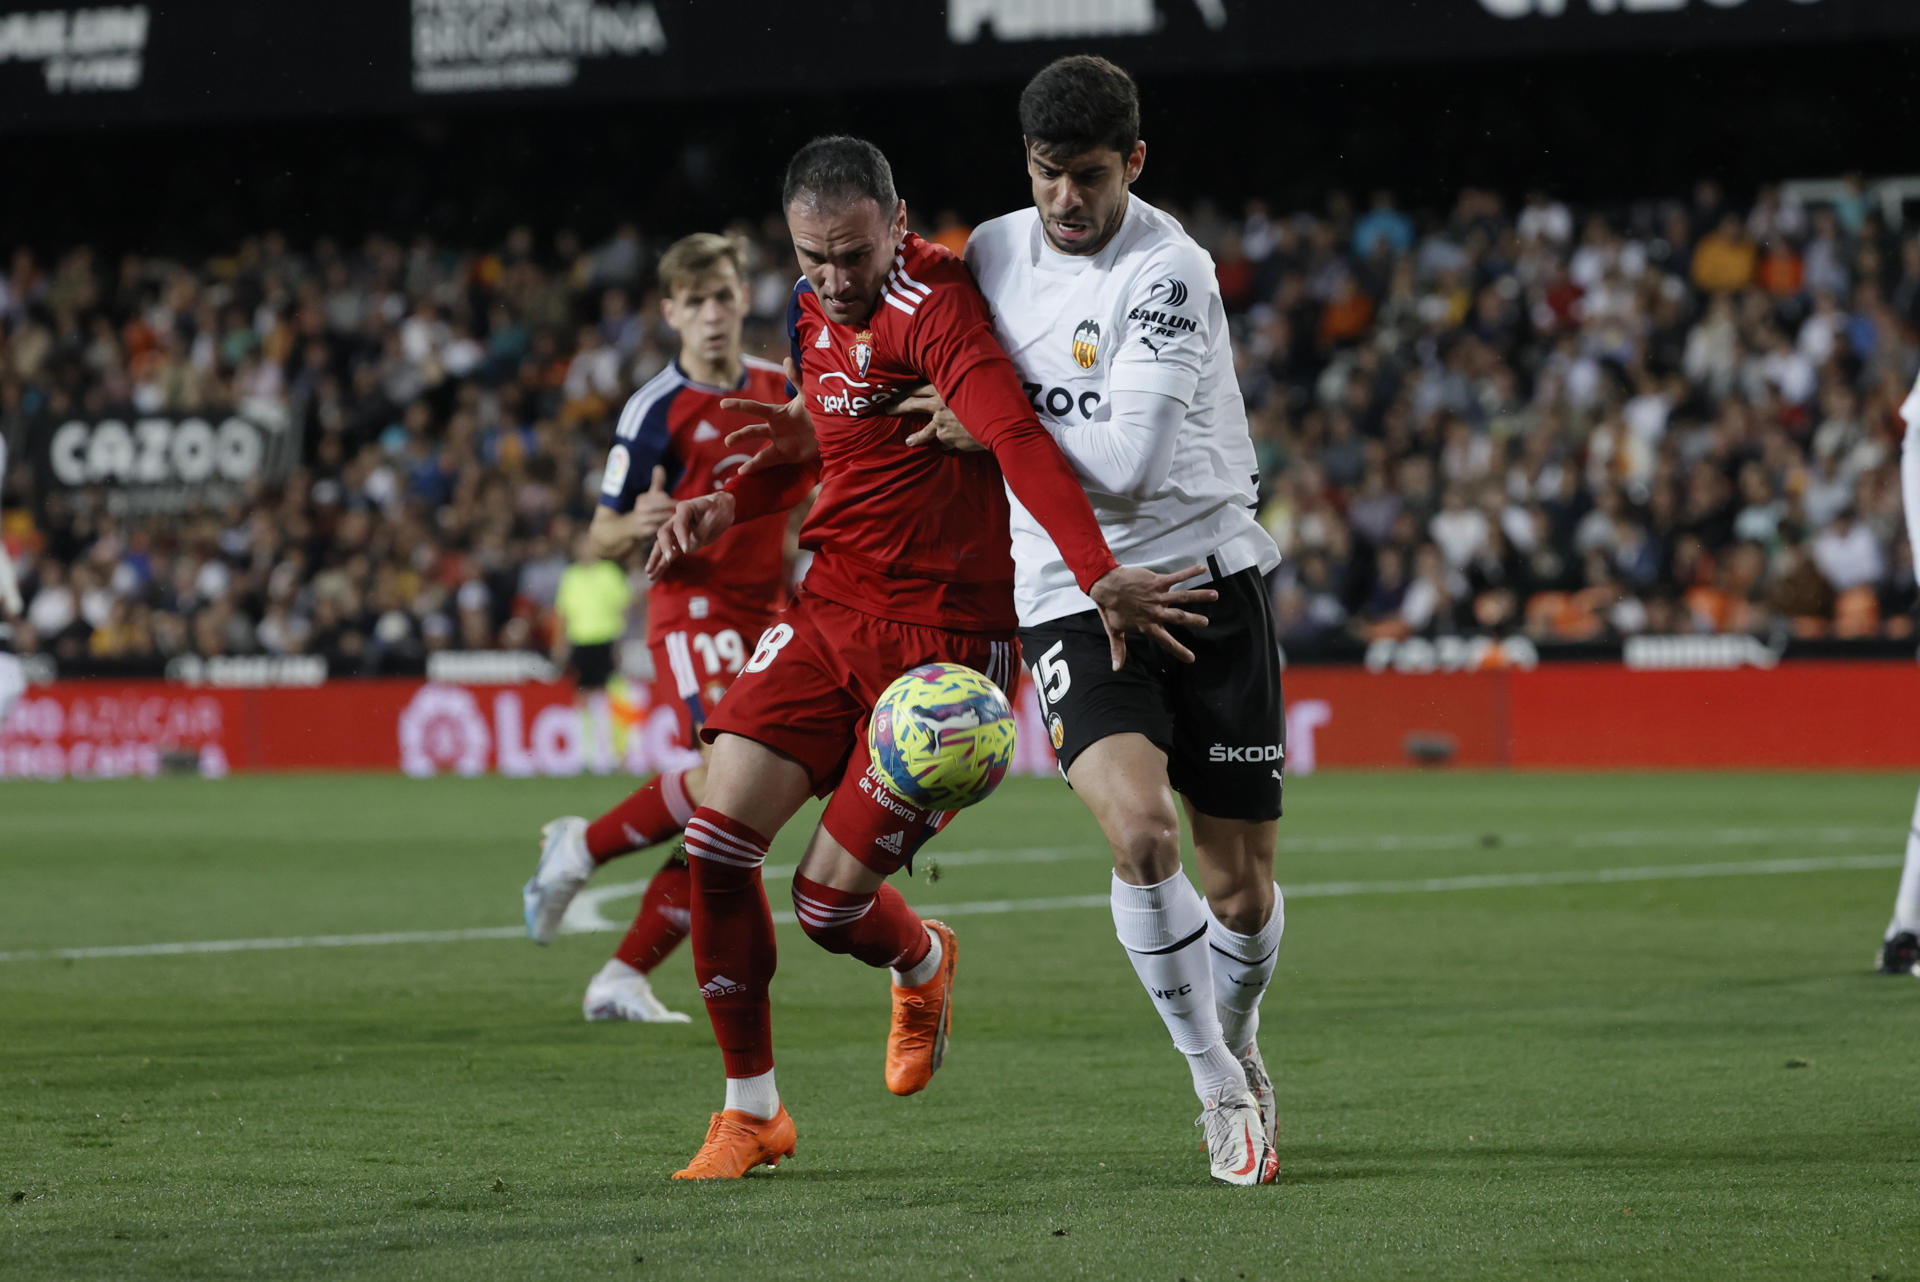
[643,136,1215,1179]
[522,234,796,1026]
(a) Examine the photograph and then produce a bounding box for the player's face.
[661,263,748,369]
[786,196,909,328]
[1026,139,1147,256]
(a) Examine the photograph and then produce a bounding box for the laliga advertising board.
[0,678,1074,780]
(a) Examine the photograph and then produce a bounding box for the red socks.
[684,808,778,1079]
[585,770,695,865]
[791,875,932,971]
[612,853,692,973]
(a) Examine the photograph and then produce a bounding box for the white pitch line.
[0,926,527,961]
[0,851,1897,964]
[562,845,1093,932]
[562,826,1897,930]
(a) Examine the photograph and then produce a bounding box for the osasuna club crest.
[850,329,874,378]
[1071,318,1101,369]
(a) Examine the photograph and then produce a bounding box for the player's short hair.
[782,136,898,215]
[655,232,746,297]
[1019,55,1140,160]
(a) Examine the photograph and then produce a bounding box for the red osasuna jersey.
[600,357,793,637]
[725,233,1117,634]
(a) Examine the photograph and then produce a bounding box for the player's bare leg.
[673,732,814,1179]
[792,819,957,1097]
[1068,732,1277,1185]
[1189,805,1283,1148]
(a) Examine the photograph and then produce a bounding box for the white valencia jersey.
[965,197,1278,627]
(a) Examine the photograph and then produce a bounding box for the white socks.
[595,957,641,984]
[1888,785,1920,939]
[891,925,943,988]
[1206,885,1284,1057]
[724,1068,779,1120]
[1111,870,1246,1105]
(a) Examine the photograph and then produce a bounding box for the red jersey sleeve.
[905,259,1119,593]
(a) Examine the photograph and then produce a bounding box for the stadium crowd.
[1,177,1916,671]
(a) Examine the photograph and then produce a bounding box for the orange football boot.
[670,1106,797,1180]
[884,920,957,1095]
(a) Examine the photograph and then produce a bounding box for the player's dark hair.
[782,136,898,214]
[1019,55,1140,160]
[656,232,746,297]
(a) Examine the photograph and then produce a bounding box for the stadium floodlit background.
[5,3,1920,1279]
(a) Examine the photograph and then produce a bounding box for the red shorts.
[700,590,1020,874]
[648,614,772,749]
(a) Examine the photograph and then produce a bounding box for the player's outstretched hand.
[890,384,986,453]
[722,357,818,475]
[1089,563,1218,669]
[646,491,738,580]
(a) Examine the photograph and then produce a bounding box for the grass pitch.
[3,770,1918,1281]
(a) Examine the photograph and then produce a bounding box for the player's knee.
[1108,812,1183,886]
[789,878,868,955]
[1207,882,1275,935]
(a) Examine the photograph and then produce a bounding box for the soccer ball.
[867,663,1017,812]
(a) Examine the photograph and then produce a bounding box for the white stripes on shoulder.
[613,366,687,442]
[883,252,935,317]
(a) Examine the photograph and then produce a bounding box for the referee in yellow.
[555,529,633,774]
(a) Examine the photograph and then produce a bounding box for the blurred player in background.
[1876,374,1920,977]
[897,56,1285,1184]
[553,528,631,773]
[524,234,792,1024]
[643,136,1211,1179]
[0,434,23,730]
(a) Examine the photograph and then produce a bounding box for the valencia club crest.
[850,330,874,379]
[1072,319,1101,369]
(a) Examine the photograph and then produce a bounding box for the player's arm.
[896,384,1183,500]
[1088,244,1220,495]
[591,464,675,563]
[909,269,1215,664]
[595,397,682,562]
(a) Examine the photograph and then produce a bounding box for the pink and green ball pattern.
[867,662,1018,812]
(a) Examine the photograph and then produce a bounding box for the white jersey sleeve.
[1901,374,1920,572]
[1106,238,1219,407]
[1052,388,1186,499]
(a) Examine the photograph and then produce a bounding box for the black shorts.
[570,641,616,691]
[1019,563,1283,822]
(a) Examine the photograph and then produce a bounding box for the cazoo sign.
[38,412,297,514]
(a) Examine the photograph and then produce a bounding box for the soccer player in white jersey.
[1876,374,1920,976]
[0,434,25,729]
[897,55,1286,1184]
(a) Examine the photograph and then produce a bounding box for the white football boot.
[1238,1042,1278,1149]
[523,816,593,944]
[582,961,692,1023]
[1196,1088,1279,1186]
